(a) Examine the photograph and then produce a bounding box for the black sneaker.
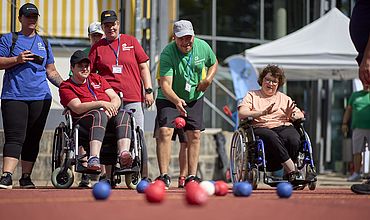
[78,173,91,188]
[185,175,201,186]
[19,174,36,189]
[351,181,370,195]
[155,174,171,189]
[0,172,13,189]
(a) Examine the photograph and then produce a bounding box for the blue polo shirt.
[0,32,54,100]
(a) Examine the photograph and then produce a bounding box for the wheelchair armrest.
[239,116,254,128]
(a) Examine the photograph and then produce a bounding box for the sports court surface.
[0,186,368,220]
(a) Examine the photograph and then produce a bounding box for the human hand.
[17,50,34,64]
[341,124,349,137]
[175,99,187,117]
[359,57,370,86]
[280,100,296,119]
[196,79,211,92]
[262,103,275,116]
[100,101,118,116]
[144,93,154,108]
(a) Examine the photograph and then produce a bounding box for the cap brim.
[101,17,117,24]
[90,30,104,35]
[174,30,194,38]
[73,58,90,65]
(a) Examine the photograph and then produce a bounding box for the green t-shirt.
[157,37,217,102]
[349,90,370,129]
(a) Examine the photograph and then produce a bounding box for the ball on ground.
[235,182,252,197]
[199,180,215,196]
[185,184,208,205]
[145,183,165,203]
[214,180,229,196]
[276,182,293,198]
[137,179,150,193]
[92,181,111,200]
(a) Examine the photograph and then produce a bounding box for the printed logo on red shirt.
[91,82,101,89]
[122,43,134,51]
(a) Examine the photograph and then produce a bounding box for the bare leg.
[179,143,188,177]
[353,153,362,174]
[156,127,174,174]
[186,130,201,176]
[2,157,19,174]
[282,159,296,173]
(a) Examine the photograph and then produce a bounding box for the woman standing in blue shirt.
[0,3,63,189]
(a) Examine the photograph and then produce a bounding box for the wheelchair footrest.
[114,165,140,175]
[75,163,101,174]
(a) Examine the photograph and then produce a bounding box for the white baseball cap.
[88,22,104,35]
[173,20,194,37]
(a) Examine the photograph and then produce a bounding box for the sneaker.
[351,181,370,195]
[347,172,362,182]
[119,151,133,169]
[19,174,36,189]
[0,172,13,189]
[78,173,91,188]
[87,156,101,171]
[155,174,171,189]
[185,175,201,186]
[178,176,186,188]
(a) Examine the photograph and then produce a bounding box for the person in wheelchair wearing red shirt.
[59,50,132,172]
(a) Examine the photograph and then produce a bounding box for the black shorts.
[156,97,204,131]
[153,117,188,143]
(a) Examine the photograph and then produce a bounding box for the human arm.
[160,75,188,117]
[0,50,35,70]
[104,88,121,117]
[46,63,63,87]
[359,35,370,86]
[238,103,275,120]
[196,59,218,92]
[341,105,352,136]
[280,100,305,121]
[139,62,154,107]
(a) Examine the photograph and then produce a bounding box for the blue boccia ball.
[137,179,150,193]
[233,182,252,197]
[232,182,242,196]
[92,181,111,200]
[276,182,293,198]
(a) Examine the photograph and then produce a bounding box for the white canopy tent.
[244,8,358,80]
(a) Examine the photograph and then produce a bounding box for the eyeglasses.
[263,78,279,85]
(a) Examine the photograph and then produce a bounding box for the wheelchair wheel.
[51,167,74,189]
[230,130,245,184]
[247,167,259,190]
[125,173,140,189]
[307,166,317,190]
[52,123,67,172]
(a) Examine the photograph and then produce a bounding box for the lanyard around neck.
[86,78,98,100]
[106,34,120,65]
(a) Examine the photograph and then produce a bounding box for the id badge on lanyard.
[185,82,191,92]
[108,35,123,74]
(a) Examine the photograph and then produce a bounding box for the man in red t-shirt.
[59,50,133,173]
[89,10,154,130]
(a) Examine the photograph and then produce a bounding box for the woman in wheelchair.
[59,50,132,172]
[238,64,305,185]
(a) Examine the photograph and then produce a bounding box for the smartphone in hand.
[30,54,44,65]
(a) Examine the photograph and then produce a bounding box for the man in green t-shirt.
[155,20,218,188]
[342,85,370,182]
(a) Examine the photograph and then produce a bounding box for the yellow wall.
[0,0,121,38]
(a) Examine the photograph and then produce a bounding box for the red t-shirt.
[59,73,112,116]
[89,34,149,102]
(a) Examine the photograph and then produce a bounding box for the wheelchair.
[229,117,317,190]
[51,109,148,189]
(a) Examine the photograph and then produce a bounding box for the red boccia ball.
[145,183,165,203]
[214,180,229,196]
[185,185,208,206]
[174,117,186,129]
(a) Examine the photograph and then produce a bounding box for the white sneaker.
[347,172,362,182]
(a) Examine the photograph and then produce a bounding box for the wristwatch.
[145,88,153,94]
